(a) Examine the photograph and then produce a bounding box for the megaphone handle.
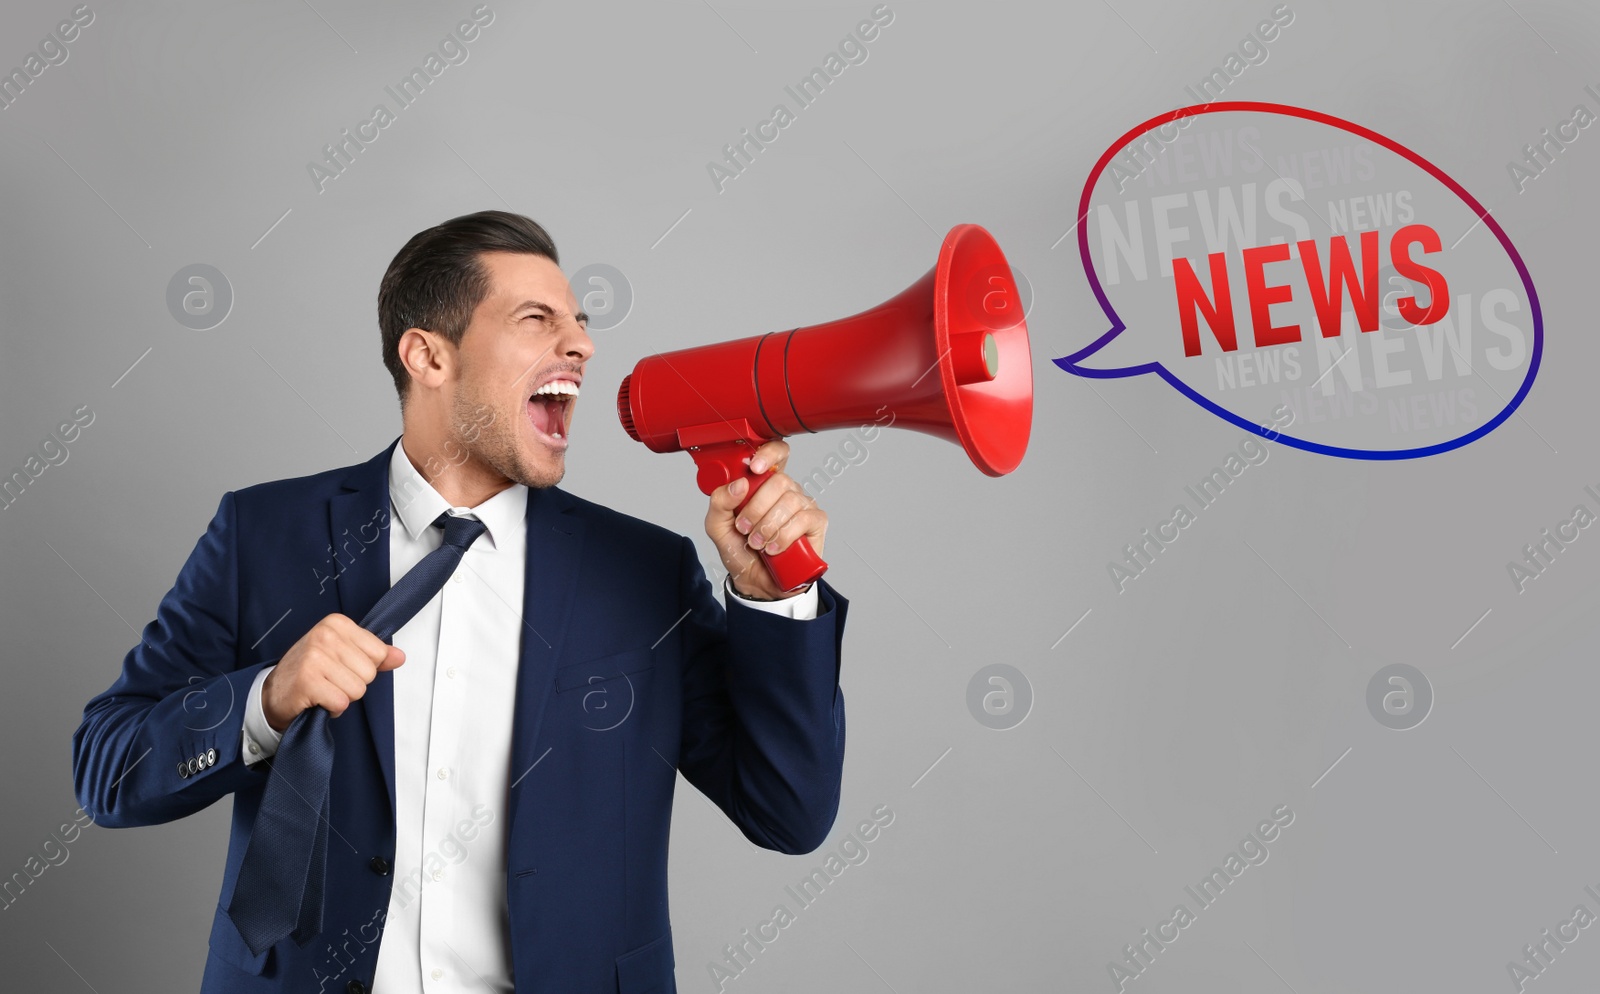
[688,443,830,593]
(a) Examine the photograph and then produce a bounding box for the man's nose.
[564,320,595,362]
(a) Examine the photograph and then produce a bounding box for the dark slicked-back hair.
[378,210,559,406]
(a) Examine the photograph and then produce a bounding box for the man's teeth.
[532,381,579,398]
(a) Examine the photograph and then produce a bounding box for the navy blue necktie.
[226,511,487,955]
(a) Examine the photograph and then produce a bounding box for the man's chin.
[516,452,566,490]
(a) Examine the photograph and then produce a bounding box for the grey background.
[2,0,1598,991]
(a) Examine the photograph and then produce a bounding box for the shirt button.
[437,767,449,780]
[453,573,463,583]
[445,666,457,679]
[248,743,260,756]
[432,868,444,881]
[431,968,444,980]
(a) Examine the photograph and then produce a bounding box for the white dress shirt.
[241,439,817,990]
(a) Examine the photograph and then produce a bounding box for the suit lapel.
[507,485,587,819]
[330,439,400,820]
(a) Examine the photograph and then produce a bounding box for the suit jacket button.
[369,856,390,876]
[186,757,199,776]
[206,747,218,766]
[346,981,367,994]
[177,761,190,779]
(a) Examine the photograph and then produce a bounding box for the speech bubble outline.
[1055,101,1544,460]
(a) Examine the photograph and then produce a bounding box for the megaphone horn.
[617,223,1033,591]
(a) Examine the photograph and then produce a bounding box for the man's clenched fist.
[704,439,828,601]
[262,613,405,731]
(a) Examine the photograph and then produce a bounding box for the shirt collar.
[388,437,527,551]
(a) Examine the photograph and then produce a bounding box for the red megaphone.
[617,223,1033,591]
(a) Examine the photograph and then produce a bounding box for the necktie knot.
[436,512,487,551]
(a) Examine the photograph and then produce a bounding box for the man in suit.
[71,210,848,993]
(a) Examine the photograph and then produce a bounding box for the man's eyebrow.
[512,300,588,325]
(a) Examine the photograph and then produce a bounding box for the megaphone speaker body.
[617,223,1033,590]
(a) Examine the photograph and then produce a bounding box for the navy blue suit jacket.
[72,439,848,993]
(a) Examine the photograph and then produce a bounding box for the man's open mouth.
[527,379,578,447]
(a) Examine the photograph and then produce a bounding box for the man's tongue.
[529,396,565,437]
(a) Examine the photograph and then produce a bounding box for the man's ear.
[397,327,453,393]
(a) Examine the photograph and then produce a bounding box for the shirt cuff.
[241,665,283,764]
[724,576,819,620]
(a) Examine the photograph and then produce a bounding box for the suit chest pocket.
[552,649,656,733]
